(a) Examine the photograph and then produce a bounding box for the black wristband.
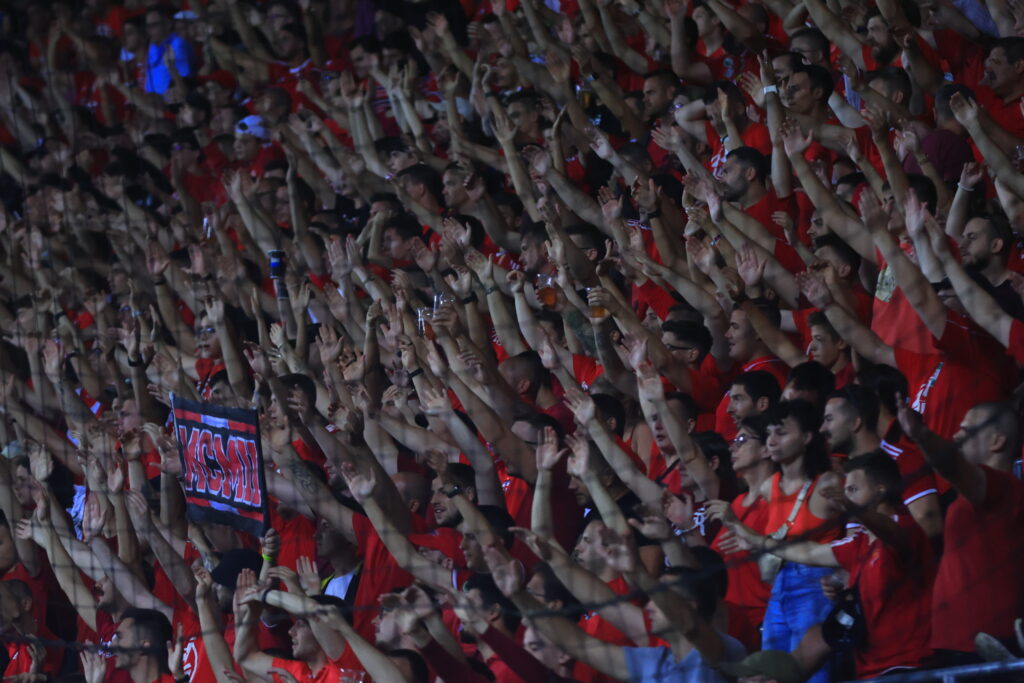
[484,286,497,295]
[128,357,145,367]
[408,368,424,379]
[732,292,750,306]
[444,485,462,498]
[153,277,167,286]
[461,293,478,304]
[66,350,81,359]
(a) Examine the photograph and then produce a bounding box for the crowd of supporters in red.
[1,0,1024,680]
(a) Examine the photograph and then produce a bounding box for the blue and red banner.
[171,395,268,536]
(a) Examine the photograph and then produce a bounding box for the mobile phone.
[268,250,286,279]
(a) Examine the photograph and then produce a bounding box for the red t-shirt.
[575,576,635,683]
[880,421,939,506]
[932,466,1024,651]
[1010,318,1024,366]
[871,245,938,355]
[831,513,935,676]
[270,654,353,683]
[974,87,1024,139]
[712,496,771,610]
[4,625,63,676]
[350,512,428,639]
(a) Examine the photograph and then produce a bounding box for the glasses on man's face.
[731,434,760,446]
[195,326,216,338]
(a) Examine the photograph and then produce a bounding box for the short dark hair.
[702,80,745,107]
[844,451,903,505]
[731,370,782,409]
[665,391,699,425]
[866,66,912,103]
[768,399,830,478]
[279,372,317,406]
[662,320,713,361]
[857,365,909,417]
[397,163,444,205]
[444,463,477,492]
[813,233,862,273]
[905,174,937,214]
[828,384,881,432]
[121,608,173,670]
[477,505,516,549]
[643,68,681,92]
[791,63,834,101]
[463,573,520,632]
[727,146,770,184]
[991,37,1024,64]
[592,393,626,437]
[789,27,830,56]
[787,361,836,407]
[530,562,584,618]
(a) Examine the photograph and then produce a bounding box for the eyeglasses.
[731,434,761,446]
[195,326,216,338]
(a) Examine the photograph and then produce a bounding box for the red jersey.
[932,466,1024,652]
[831,513,935,676]
[974,87,1024,139]
[270,655,355,683]
[871,245,937,355]
[880,422,939,506]
[576,576,635,683]
[1010,318,1024,366]
[350,512,428,639]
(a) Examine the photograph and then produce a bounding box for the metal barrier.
[851,659,1024,683]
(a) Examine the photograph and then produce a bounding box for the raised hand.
[535,426,567,471]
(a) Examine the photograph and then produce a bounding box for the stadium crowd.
[0,0,1024,680]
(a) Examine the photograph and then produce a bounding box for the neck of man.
[742,342,773,364]
[740,183,767,210]
[702,30,724,55]
[305,649,328,674]
[330,546,360,576]
[849,430,882,456]
[998,80,1024,103]
[876,411,896,438]
[983,452,1012,472]
[129,657,160,683]
[535,386,556,409]
[978,258,1007,286]
[830,353,850,375]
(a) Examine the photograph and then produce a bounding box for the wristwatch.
[444,485,463,498]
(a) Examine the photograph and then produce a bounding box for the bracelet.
[408,368,424,379]
[957,183,975,192]
[709,234,723,246]
[66,350,81,359]
[484,286,497,295]
[128,357,145,367]
[444,485,463,498]
[153,277,167,286]
[261,553,276,564]
[762,85,778,95]
[260,587,273,604]
[675,523,699,535]
[54,310,66,319]
[732,292,750,306]
[461,293,478,304]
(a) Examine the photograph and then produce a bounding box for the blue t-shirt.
[624,633,746,683]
